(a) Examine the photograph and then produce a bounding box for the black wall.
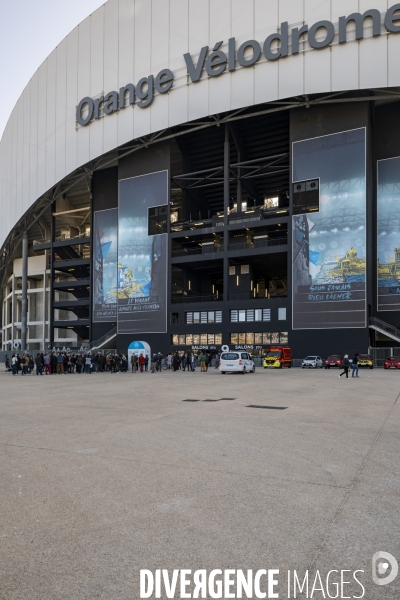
[91,167,118,343]
[289,102,371,358]
[373,100,400,334]
[117,142,171,355]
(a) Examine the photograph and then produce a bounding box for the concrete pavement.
[0,367,399,599]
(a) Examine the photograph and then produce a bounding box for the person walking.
[351,353,360,378]
[131,354,137,373]
[339,355,350,379]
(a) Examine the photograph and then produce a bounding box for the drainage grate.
[247,405,288,410]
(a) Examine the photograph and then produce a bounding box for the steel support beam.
[21,231,28,353]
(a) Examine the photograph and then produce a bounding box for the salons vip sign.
[292,129,367,330]
[93,208,118,322]
[117,171,168,334]
[377,157,400,311]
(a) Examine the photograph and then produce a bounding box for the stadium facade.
[2,0,400,358]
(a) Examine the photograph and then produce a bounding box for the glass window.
[263,332,271,344]
[230,310,238,322]
[171,313,179,324]
[239,310,246,322]
[229,266,236,275]
[280,332,289,344]
[254,332,263,344]
[254,309,262,321]
[238,332,246,344]
[247,309,254,322]
[179,335,186,345]
[278,308,287,321]
[208,311,215,323]
[246,332,254,344]
[186,334,193,345]
[193,312,200,324]
[208,334,215,344]
[271,332,280,344]
[172,335,179,345]
[186,312,193,324]
[200,333,208,344]
[215,333,222,344]
[192,334,200,344]
[201,312,208,324]
[263,309,271,322]
[230,333,238,344]
[215,311,222,323]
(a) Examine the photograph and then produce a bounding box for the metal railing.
[171,294,223,304]
[171,246,222,258]
[369,317,400,342]
[89,326,117,351]
[228,237,287,251]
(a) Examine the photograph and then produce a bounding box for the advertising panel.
[292,129,366,329]
[93,208,118,322]
[118,171,168,334]
[377,157,400,311]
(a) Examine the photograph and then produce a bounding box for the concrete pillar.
[21,232,28,352]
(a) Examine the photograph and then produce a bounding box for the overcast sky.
[0,0,107,140]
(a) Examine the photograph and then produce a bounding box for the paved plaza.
[0,367,399,599]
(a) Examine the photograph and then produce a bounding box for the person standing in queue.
[139,353,145,373]
[339,355,350,379]
[173,352,180,372]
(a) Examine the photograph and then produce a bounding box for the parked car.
[302,356,323,368]
[324,355,343,369]
[357,354,373,369]
[263,347,292,369]
[384,356,400,369]
[220,352,255,374]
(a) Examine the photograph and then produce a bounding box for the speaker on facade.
[306,179,319,191]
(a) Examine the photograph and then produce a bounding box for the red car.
[324,355,343,369]
[384,356,400,369]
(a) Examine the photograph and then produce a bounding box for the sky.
[0,0,107,140]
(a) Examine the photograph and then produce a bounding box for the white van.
[220,351,255,374]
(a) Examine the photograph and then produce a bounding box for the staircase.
[369,318,400,343]
[89,326,117,352]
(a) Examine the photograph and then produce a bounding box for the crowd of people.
[4,350,221,376]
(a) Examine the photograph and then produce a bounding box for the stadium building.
[2,0,400,359]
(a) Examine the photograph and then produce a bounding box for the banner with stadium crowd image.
[93,208,118,322]
[92,171,168,331]
[377,157,400,311]
[292,128,367,330]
